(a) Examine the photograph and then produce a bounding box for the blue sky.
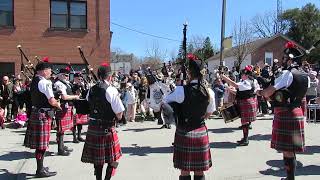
[111,0,320,58]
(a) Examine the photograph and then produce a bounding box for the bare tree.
[145,40,168,61]
[251,11,285,38]
[232,18,254,69]
[189,35,206,50]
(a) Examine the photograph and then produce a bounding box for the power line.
[111,21,204,45]
[111,22,181,42]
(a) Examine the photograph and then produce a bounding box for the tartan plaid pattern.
[238,97,257,125]
[173,125,212,171]
[74,114,88,125]
[81,126,122,165]
[56,106,74,133]
[0,108,4,127]
[24,110,52,150]
[271,107,305,152]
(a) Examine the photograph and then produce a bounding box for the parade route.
[0,115,320,180]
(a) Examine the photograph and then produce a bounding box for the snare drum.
[221,104,240,123]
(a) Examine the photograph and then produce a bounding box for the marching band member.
[162,55,215,180]
[81,63,124,180]
[221,65,258,146]
[72,73,88,143]
[24,59,61,177]
[54,67,80,155]
[258,42,309,180]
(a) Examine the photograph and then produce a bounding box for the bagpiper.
[72,73,88,143]
[81,63,125,180]
[24,58,60,177]
[54,67,80,155]
[162,54,215,180]
[259,42,309,180]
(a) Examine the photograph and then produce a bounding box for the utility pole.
[219,0,227,67]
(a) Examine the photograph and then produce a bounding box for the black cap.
[35,62,51,71]
[59,67,70,74]
[283,41,304,64]
[97,63,112,79]
[74,73,82,78]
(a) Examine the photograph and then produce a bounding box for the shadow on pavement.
[207,127,239,134]
[210,141,237,149]
[260,159,320,177]
[122,127,162,132]
[0,169,33,180]
[0,151,55,161]
[249,134,272,141]
[121,145,172,156]
[298,146,320,155]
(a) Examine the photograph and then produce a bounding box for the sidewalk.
[0,115,319,180]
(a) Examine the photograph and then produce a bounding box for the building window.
[0,0,14,27]
[265,52,273,66]
[50,0,87,29]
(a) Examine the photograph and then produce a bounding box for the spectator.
[232,67,240,82]
[0,76,14,122]
[306,71,318,103]
[213,78,225,112]
[126,83,137,122]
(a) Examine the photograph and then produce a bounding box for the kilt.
[56,106,74,133]
[238,97,257,125]
[24,110,52,150]
[173,125,212,171]
[74,114,88,125]
[271,107,305,152]
[81,126,121,165]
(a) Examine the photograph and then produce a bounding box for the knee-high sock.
[243,125,249,141]
[284,157,296,180]
[35,149,46,171]
[94,165,103,180]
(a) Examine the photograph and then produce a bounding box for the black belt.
[32,107,55,118]
[89,118,115,129]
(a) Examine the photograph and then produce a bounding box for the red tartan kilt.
[238,97,257,125]
[173,125,212,171]
[74,114,88,125]
[271,107,305,152]
[0,108,4,127]
[24,111,52,150]
[56,106,74,133]
[81,126,121,165]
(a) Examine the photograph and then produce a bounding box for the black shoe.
[63,146,73,152]
[1,125,5,129]
[78,136,85,142]
[237,139,249,146]
[35,168,57,178]
[58,150,70,156]
[73,138,80,143]
[160,125,166,129]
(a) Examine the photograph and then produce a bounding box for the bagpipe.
[77,46,98,84]
[17,45,36,80]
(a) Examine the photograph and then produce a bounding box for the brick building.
[207,34,305,72]
[0,0,110,77]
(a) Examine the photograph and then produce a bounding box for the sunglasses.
[64,74,69,77]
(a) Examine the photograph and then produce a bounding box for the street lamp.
[219,0,227,67]
[183,22,188,65]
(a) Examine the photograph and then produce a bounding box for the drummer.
[221,65,258,146]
